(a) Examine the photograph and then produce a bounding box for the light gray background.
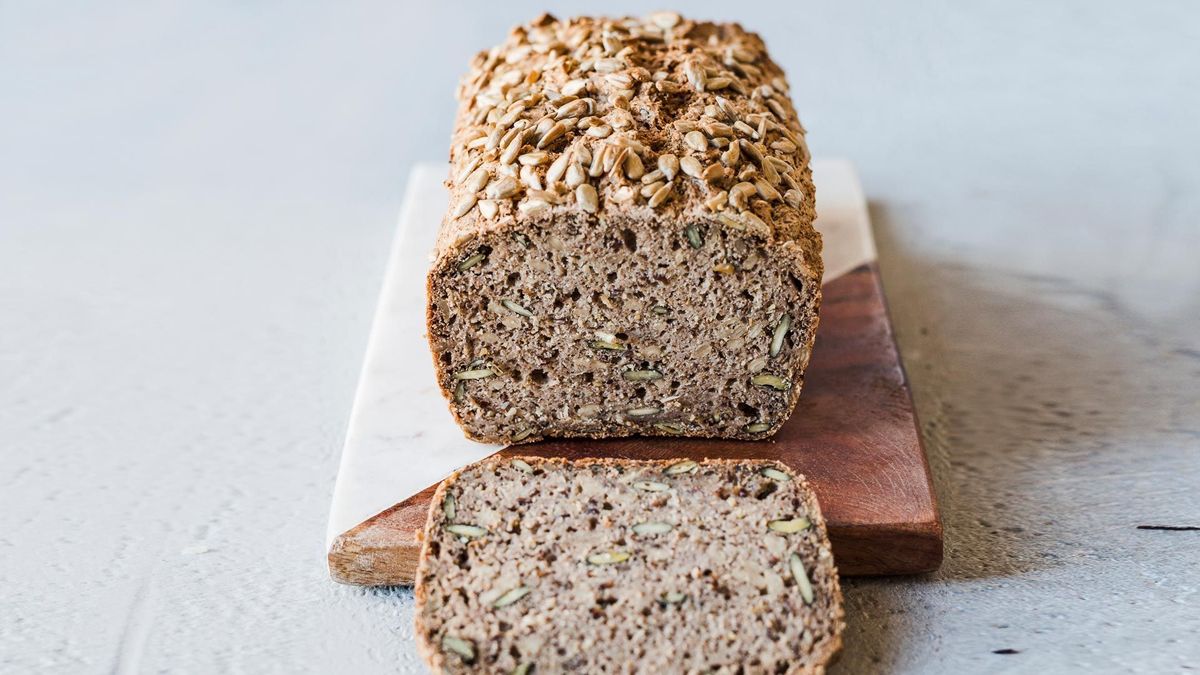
[2,2,1198,673]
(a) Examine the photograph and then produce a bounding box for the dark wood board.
[329,263,942,585]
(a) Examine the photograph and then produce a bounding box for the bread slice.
[414,457,844,674]
[426,13,822,445]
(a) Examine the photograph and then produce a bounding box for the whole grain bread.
[414,456,844,674]
[426,12,822,444]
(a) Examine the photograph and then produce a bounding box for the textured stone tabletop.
[2,2,1197,673]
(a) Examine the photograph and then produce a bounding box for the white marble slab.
[325,159,875,548]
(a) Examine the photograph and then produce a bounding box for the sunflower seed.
[486,176,520,199]
[492,586,532,608]
[653,422,684,434]
[648,11,681,29]
[655,79,684,93]
[665,460,698,475]
[457,251,487,271]
[455,368,495,380]
[451,194,477,218]
[633,521,674,535]
[592,338,625,351]
[518,151,549,166]
[446,523,488,538]
[770,315,791,357]
[465,166,490,192]
[684,60,707,91]
[761,467,791,482]
[576,183,598,213]
[537,121,568,148]
[701,163,724,182]
[586,124,613,138]
[442,636,476,663]
[566,162,587,188]
[623,369,663,381]
[455,156,483,183]
[561,76,588,95]
[768,517,811,534]
[626,406,661,418]
[751,373,790,390]
[587,550,631,565]
[680,156,704,178]
[706,76,732,90]
[755,178,782,201]
[790,553,815,604]
[443,494,456,521]
[519,198,551,216]
[657,153,679,180]
[713,262,736,275]
[648,183,673,208]
[512,664,533,675]
[555,98,591,119]
[502,299,533,317]
[633,480,670,492]
[704,190,728,211]
[624,151,645,179]
[684,130,708,152]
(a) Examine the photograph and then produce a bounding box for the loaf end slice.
[414,456,844,674]
[426,13,822,444]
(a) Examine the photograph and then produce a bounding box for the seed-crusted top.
[436,11,821,282]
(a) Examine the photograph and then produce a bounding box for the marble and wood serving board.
[327,160,942,585]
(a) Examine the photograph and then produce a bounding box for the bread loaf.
[414,456,844,674]
[426,13,822,444]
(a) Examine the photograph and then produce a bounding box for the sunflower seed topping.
[633,480,671,492]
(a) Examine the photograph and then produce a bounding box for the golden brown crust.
[435,12,821,280]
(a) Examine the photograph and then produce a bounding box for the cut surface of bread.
[414,457,844,674]
[426,12,822,444]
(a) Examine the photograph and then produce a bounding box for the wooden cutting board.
[326,160,941,585]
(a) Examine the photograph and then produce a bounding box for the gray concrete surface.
[2,2,1197,673]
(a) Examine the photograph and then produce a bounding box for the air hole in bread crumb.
[755,482,778,500]
[506,272,520,286]
[790,275,805,294]
[737,402,758,418]
[530,369,548,384]
[620,228,638,252]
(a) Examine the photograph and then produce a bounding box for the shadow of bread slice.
[426,13,822,445]
[414,456,844,674]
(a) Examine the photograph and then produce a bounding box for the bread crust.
[426,13,822,444]
[414,456,845,674]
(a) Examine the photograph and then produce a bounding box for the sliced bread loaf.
[414,457,844,674]
[426,13,822,444]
